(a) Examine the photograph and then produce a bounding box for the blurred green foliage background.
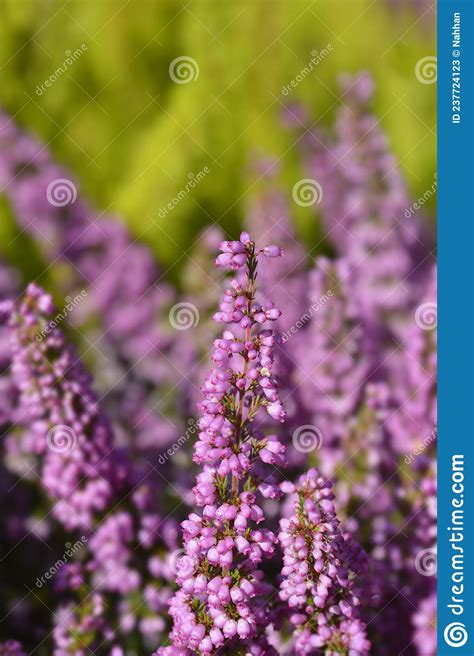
[0,0,436,274]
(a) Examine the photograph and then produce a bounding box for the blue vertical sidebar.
[438,1,474,654]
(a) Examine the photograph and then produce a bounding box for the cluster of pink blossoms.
[0,70,435,655]
[158,234,287,655]
[8,283,121,530]
[157,234,370,656]
[279,470,370,655]
[7,284,178,653]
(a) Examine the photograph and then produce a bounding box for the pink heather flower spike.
[157,234,285,655]
[8,283,178,653]
[9,282,118,529]
[279,468,370,655]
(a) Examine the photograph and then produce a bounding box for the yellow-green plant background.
[0,0,436,273]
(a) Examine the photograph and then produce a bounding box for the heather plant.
[158,233,287,654]
[292,256,372,470]
[0,111,187,457]
[0,266,71,642]
[157,234,370,656]
[243,180,312,451]
[243,180,309,336]
[290,258,437,654]
[179,226,226,414]
[0,261,17,427]
[6,284,179,653]
[278,470,370,655]
[281,72,436,654]
[300,72,431,327]
[0,65,436,656]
